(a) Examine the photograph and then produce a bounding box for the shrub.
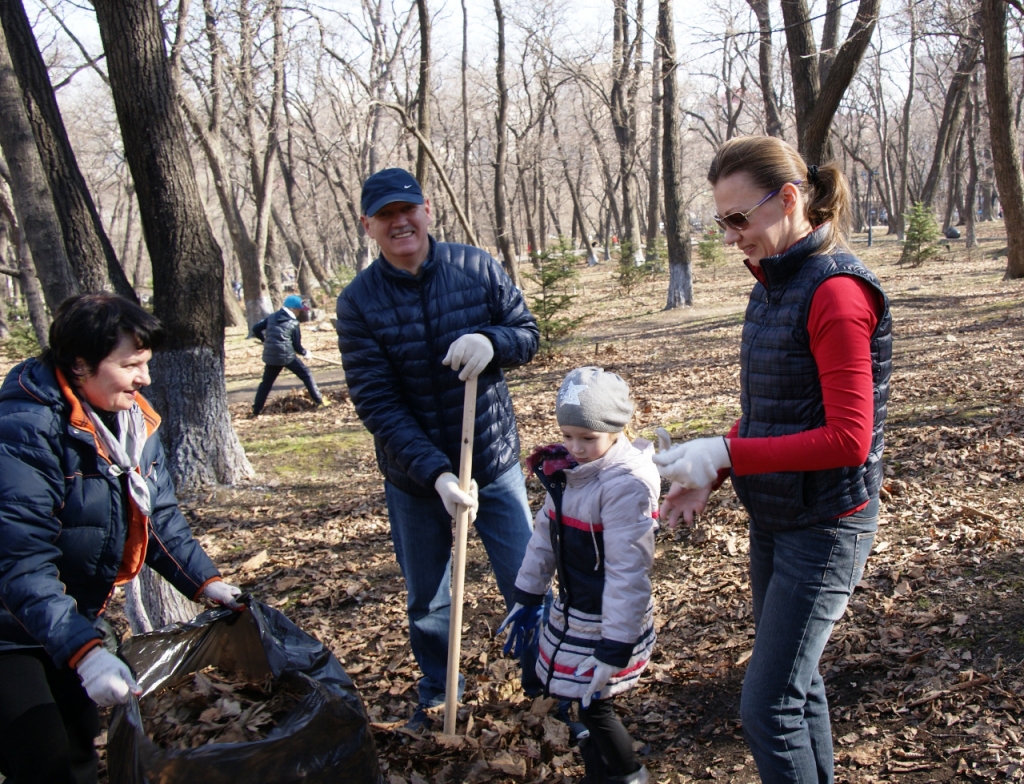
[695,228,727,279]
[527,237,579,347]
[901,203,943,268]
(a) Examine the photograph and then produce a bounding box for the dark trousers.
[252,358,322,414]
[0,650,100,784]
[579,697,640,777]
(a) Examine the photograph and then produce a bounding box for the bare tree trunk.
[492,0,520,287]
[0,185,51,346]
[895,5,915,241]
[123,565,205,632]
[964,73,980,249]
[646,38,662,260]
[93,0,254,490]
[747,0,784,137]
[0,21,78,312]
[0,0,134,298]
[779,0,880,163]
[460,0,472,239]
[919,19,981,207]
[415,0,431,186]
[980,0,1024,280]
[659,0,692,309]
[611,0,642,258]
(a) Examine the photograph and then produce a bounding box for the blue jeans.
[385,464,542,706]
[741,501,877,784]
[252,358,322,414]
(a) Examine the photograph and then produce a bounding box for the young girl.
[499,366,658,784]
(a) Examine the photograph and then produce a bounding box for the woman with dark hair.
[654,136,892,783]
[0,294,242,784]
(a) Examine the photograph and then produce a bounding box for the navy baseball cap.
[361,168,424,217]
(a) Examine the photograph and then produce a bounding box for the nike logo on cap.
[403,184,412,188]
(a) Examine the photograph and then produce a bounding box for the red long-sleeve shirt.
[727,272,884,482]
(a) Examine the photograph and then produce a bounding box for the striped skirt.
[535,597,655,701]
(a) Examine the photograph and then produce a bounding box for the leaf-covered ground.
[4,226,1022,783]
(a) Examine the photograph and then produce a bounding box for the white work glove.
[302,349,310,358]
[203,580,245,611]
[652,436,731,489]
[442,333,494,381]
[76,647,140,707]
[434,472,479,522]
[575,656,619,709]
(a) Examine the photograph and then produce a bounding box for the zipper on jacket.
[419,283,450,456]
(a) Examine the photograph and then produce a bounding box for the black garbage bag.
[107,599,384,784]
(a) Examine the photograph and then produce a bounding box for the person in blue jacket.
[0,294,243,784]
[250,294,328,417]
[336,168,541,730]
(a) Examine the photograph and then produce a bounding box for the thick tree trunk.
[659,0,692,309]
[93,0,253,490]
[964,75,980,249]
[0,0,134,299]
[0,21,78,312]
[980,0,1024,280]
[124,565,205,632]
[779,0,879,163]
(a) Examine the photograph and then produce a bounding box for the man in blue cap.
[336,168,543,730]
[250,294,329,417]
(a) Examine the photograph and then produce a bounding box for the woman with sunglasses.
[655,135,892,784]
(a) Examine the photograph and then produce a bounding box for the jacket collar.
[749,225,829,289]
[375,235,438,284]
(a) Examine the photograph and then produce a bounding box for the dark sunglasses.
[713,188,780,232]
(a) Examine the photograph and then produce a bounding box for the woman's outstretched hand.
[652,436,731,489]
[660,482,713,529]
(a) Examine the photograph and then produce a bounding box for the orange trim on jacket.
[68,638,102,670]
[56,369,162,586]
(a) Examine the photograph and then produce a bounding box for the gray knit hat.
[555,366,633,432]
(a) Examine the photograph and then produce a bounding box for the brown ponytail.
[708,136,853,253]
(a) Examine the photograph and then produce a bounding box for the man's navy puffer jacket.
[253,307,304,365]
[336,238,539,496]
[0,358,221,667]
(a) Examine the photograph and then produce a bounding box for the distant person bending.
[251,294,329,417]
[655,136,892,784]
[0,294,243,784]
[336,167,543,730]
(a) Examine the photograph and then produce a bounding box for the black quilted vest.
[732,227,893,531]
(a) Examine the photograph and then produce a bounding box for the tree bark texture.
[779,0,880,163]
[659,0,692,309]
[124,565,205,633]
[980,0,1024,279]
[0,0,134,299]
[0,20,78,312]
[646,38,662,257]
[93,0,253,489]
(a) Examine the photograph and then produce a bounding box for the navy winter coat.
[0,358,221,668]
[336,237,539,495]
[254,307,305,365]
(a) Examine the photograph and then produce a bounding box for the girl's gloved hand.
[575,656,618,708]
[76,647,141,706]
[495,602,543,657]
